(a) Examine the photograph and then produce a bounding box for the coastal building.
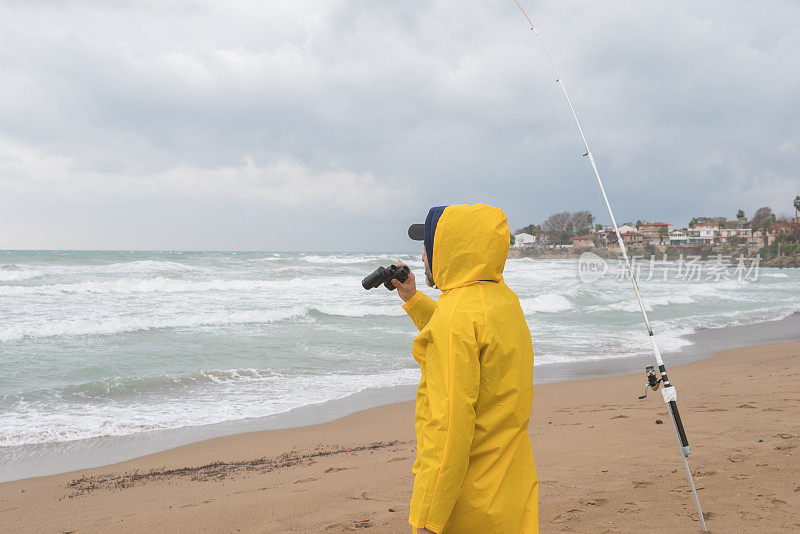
[640,222,674,244]
[717,228,736,243]
[718,227,751,245]
[695,223,719,232]
[669,230,688,245]
[747,225,789,248]
[748,230,770,248]
[687,223,717,245]
[571,234,595,248]
[539,231,567,246]
[601,225,637,245]
[620,232,643,247]
[604,224,637,235]
[513,232,536,248]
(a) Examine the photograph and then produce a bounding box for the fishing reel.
[637,365,662,399]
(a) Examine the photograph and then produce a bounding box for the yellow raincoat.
[403,203,538,533]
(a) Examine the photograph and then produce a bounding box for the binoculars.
[362,265,410,291]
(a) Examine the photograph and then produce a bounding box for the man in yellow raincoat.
[392,203,538,533]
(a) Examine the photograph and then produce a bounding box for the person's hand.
[391,263,417,302]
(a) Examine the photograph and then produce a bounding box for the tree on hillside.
[542,212,573,244]
[785,220,800,243]
[759,213,776,244]
[514,224,541,236]
[525,224,542,236]
[595,223,603,232]
[635,220,643,229]
[539,211,596,243]
[570,211,594,236]
[657,226,669,243]
[749,207,775,246]
[542,211,571,231]
[752,206,773,226]
[794,196,800,219]
[736,209,746,221]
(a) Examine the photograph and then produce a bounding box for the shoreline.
[1,338,799,532]
[508,246,800,267]
[2,312,799,484]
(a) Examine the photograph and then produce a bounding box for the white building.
[513,232,536,248]
[687,223,717,245]
[669,230,688,245]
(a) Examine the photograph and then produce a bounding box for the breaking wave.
[0,367,420,447]
[0,308,308,342]
[0,266,43,282]
[519,293,574,314]
[0,276,361,296]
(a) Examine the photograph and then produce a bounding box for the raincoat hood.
[429,203,510,291]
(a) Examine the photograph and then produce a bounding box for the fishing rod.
[511,2,708,531]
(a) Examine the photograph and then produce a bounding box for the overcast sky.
[1,0,798,251]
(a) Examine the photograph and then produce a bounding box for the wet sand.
[2,340,799,533]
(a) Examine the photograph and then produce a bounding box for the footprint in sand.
[727,454,749,463]
[348,491,383,502]
[293,478,317,484]
[552,509,583,523]
[611,415,629,419]
[324,467,355,473]
[690,511,714,522]
[234,487,268,495]
[387,457,409,462]
[179,500,214,508]
[580,498,608,506]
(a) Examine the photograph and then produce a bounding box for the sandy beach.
[2,339,799,533]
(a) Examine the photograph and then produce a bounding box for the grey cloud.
[0,0,798,250]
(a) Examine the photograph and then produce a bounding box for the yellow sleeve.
[402,291,437,330]
[409,310,480,532]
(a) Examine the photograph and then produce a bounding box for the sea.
[1,250,798,480]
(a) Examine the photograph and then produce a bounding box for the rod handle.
[669,400,691,456]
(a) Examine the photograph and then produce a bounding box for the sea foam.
[0,307,308,342]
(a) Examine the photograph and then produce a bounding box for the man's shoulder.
[440,283,519,317]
